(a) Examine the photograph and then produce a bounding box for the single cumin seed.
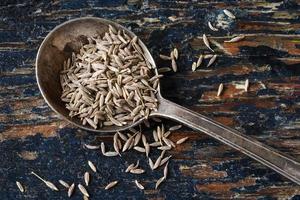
[134,180,144,190]
[78,184,89,197]
[217,83,224,97]
[105,181,118,190]
[16,181,24,193]
[176,137,189,145]
[88,160,97,172]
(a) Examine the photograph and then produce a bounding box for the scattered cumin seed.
[122,136,133,152]
[84,144,100,150]
[153,155,162,170]
[204,54,213,59]
[84,172,90,186]
[134,180,144,190]
[59,180,70,188]
[31,172,59,191]
[159,54,172,60]
[173,48,178,60]
[16,181,24,193]
[225,35,245,43]
[130,168,145,174]
[163,161,169,178]
[104,151,119,157]
[78,184,89,197]
[208,21,218,31]
[158,67,172,73]
[158,146,172,150]
[202,34,214,52]
[125,163,135,173]
[149,158,154,170]
[134,146,146,153]
[196,54,203,68]
[207,55,217,67]
[160,155,172,166]
[217,83,224,97]
[155,176,165,189]
[88,160,97,172]
[245,79,249,92]
[192,62,197,71]
[68,183,75,197]
[101,142,106,155]
[105,181,118,190]
[145,143,150,157]
[169,125,182,131]
[176,137,189,144]
[171,58,177,72]
[223,9,236,19]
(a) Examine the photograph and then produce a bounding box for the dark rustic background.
[1,0,300,199]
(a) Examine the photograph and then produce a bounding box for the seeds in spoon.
[223,9,236,19]
[16,181,24,193]
[225,35,245,43]
[60,25,159,129]
[217,83,224,97]
[88,161,97,172]
[68,183,75,197]
[134,180,144,190]
[31,172,59,191]
[105,181,118,190]
[207,55,217,67]
[176,137,189,144]
[59,180,70,188]
[208,21,218,31]
[78,184,89,197]
[202,34,214,52]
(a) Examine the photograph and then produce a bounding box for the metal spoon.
[36,17,300,185]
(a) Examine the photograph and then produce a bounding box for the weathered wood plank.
[1,0,300,199]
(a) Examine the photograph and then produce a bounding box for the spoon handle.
[154,98,300,185]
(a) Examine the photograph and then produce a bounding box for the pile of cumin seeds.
[60,25,160,129]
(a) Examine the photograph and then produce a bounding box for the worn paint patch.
[179,164,228,179]
[0,122,59,142]
[17,150,38,160]
[195,177,257,193]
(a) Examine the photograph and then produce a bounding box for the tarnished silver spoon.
[36,17,300,185]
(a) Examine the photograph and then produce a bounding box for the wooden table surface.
[1,0,300,199]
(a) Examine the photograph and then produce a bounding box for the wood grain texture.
[1,0,300,199]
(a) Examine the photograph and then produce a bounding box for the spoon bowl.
[36,17,157,132]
